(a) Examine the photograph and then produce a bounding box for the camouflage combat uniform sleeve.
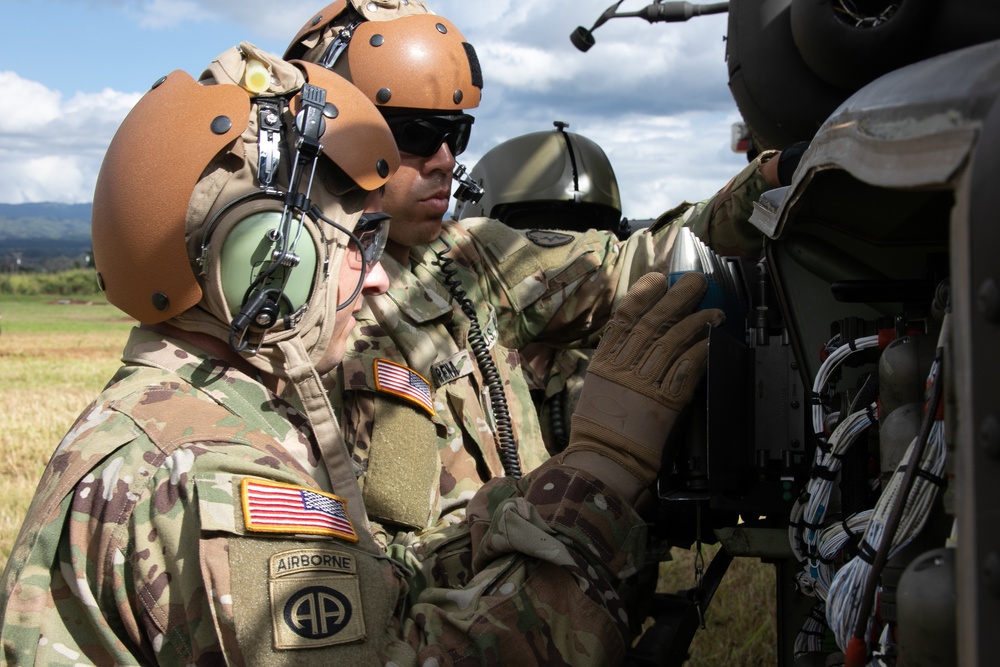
[439,153,775,352]
[380,461,649,666]
[519,344,591,453]
[510,155,776,453]
[649,149,780,260]
[330,156,773,534]
[1,329,652,666]
[0,329,400,664]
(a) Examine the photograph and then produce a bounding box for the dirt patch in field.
[47,299,99,306]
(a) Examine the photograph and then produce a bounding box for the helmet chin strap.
[278,337,377,545]
[232,87,379,527]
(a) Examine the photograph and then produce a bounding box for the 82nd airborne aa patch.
[269,548,366,649]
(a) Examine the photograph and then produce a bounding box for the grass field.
[654,546,777,665]
[0,293,135,569]
[0,288,777,664]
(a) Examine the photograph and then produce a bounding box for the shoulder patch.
[269,548,365,648]
[525,229,576,247]
[241,478,358,542]
[373,358,435,415]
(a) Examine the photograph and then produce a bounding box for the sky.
[0,0,750,221]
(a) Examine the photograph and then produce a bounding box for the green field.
[0,292,135,571]
[0,283,776,665]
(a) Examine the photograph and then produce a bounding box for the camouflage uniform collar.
[120,327,288,439]
[376,252,453,323]
[120,326,334,489]
[122,326,257,384]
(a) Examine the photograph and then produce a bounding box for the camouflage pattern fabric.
[0,327,652,665]
[651,149,781,260]
[519,343,592,453]
[334,156,776,532]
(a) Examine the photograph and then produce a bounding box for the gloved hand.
[776,140,810,186]
[562,272,724,504]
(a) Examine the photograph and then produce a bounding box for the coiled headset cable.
[434,236,522,479]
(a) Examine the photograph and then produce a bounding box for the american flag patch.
[240,478,358,542]
[373,358,435,415]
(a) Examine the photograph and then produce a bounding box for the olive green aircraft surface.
[568,2,1000,665]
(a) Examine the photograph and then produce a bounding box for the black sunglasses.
[385,113,475,157]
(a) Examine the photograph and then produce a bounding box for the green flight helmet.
[457,121,624,236]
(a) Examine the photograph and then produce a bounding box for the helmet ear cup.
[219,209,319,327]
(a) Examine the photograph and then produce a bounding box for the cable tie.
[810,465,838,481]
[857,539,878,564]
[915,468,947,488]
[841,518,861,545]
[802,518,826,531]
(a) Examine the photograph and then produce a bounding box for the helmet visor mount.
[385,113,474,157]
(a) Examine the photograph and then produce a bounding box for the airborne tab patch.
[373,358,435,415]
[241,478,358,542]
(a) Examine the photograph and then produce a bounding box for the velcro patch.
[269,548,365,649]
[241,478,358,542]
[373,358,435,415]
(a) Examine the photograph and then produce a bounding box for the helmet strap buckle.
[320,16,364,69]
[256,99,284,189]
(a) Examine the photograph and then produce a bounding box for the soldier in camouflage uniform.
[0,40,725,665]
[457,122,632,453]
[285,1,786,534]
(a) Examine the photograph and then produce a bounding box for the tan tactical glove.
[562,272,724,505]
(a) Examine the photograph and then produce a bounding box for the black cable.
[549,389,570,453]
[434,237,522,479]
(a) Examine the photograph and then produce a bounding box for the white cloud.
[0,72,140,203]
[0,72,63,131]
[478,43,571,92]
[136,0,215,28]
[0,156,93,204]
[579,110,749,219]
[0,0,753,215]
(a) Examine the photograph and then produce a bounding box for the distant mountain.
[0,202,94,268]
[0,202,91,223]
